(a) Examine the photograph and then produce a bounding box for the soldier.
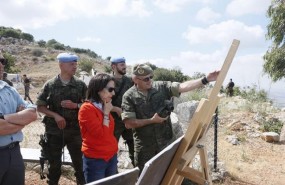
[226,78,235,97]
[0,54,37,185]
[36,53,87,185]
[121,64,219,171]
[110,57,135,166]
[3,72,13,86]
[22,74,33,103]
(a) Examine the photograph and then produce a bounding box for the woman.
[78,73,118,183]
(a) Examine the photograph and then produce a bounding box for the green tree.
[37,40,46,47]
[263,0,285,81]
[0,28,21,38]
[46,39,59,47]
[106,56,111,61]
[21,32,34,42]
[3,53,19,73]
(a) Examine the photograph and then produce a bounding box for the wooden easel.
[161,39,240,185]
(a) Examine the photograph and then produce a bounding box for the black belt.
[0,142,19,150]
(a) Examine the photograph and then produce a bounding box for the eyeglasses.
[0,58,7,66]
[137,76,153,82]
[105,87,115,93]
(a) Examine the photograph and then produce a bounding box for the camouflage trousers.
[45,132,85,185]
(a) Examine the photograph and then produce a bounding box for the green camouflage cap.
[132,64,153,76]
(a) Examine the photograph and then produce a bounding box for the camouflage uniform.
[36,75,87,185]
[121,81,180,171]
[111,75,135,166]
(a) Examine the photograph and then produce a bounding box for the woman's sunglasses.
[105,87,115,93]
[137,76,153,82]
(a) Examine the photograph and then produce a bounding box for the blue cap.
[57,53,78,63]
[111,57,125,64]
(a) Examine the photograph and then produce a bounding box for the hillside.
[0,37,108,87]
[1,37,285,185]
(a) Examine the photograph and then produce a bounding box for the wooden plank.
[198,146,212,184]
[86,168,139,185]
[176,167,205,185]
[21,148,72,165]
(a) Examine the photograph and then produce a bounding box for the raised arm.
[179,70,219,93]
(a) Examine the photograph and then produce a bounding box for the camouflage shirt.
[121,81,180,152]
[36,75,87,134]
[111,75,133,121]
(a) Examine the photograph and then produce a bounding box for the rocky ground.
[20,92,285,185]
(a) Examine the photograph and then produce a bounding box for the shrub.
[79,59,94,73]
[235,85,268,103]
[37,40,46,47]
[260,117,283,134]
[2,53,20,73]
[32,49,43,57]
[104,65,112,73]
[21,32,34,42]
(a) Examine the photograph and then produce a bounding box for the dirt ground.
[21,97,285,185]
[17,70,284,185]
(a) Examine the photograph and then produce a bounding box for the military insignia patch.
[137,68,144,75]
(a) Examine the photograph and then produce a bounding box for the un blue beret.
[111,57,125,64]
[57,53,78,63]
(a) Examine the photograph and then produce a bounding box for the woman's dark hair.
[86,73,114,103]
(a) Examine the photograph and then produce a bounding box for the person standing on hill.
[110,57,135,166]
[22,74,33,103]
[121,63,219,172]
[0,53,37,185]
[2,72,13,86]
[36,53,87,185]
[226,78,235,97]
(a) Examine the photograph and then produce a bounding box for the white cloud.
[195,7,221,24]
[126,0,152,17]
[0,0,151,29]
[153,0,194,13]
[182,20,265,49]
[226,0,271,17]
[134,48,270,90]
[76,36,101,43]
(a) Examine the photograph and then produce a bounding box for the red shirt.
[78,102,118,161]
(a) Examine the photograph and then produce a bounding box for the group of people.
[0,51,220,185]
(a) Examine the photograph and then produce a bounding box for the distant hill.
[0,36,110,88]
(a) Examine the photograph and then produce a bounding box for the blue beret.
[57,53,78,63]
[111,57,125,64]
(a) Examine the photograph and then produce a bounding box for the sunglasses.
[0,58,7,66]
[137,76,153,82]
[105,87,115,93]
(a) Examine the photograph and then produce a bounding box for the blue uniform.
[0,80,36,185]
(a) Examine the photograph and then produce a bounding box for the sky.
[0,0,284,106]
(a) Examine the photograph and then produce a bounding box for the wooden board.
[136,136,183,185]
[21,148,72,165]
